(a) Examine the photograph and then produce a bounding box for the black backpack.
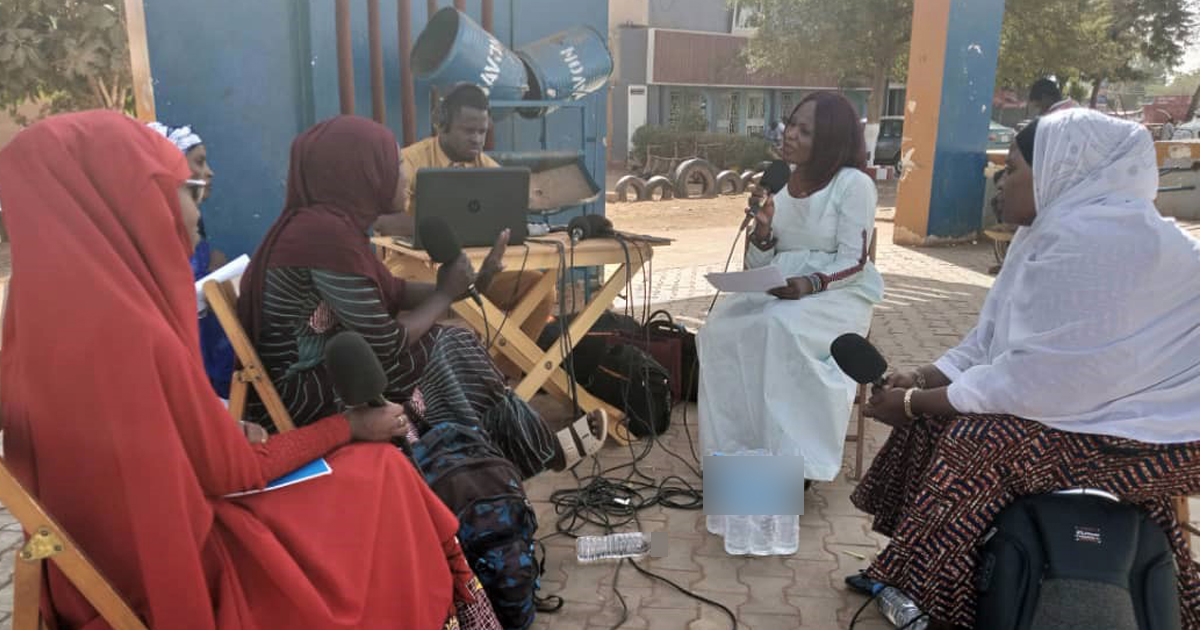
[587,343,672,438]
[975,492,1181,630]
[412,422,540,630]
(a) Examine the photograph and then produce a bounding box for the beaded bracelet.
[750,230,777,251]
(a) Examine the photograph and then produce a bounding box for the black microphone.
[324,330,413,455]
[830,333,888,388]
[324,330,389,406]
[418,216,483,306]
[741,160,793,231]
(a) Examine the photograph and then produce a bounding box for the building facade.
[607,0,870,165]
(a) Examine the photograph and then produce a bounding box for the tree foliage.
[736,0,913,121]
[995,0,1195,96]
[1148,67,1200,95]
[740,0,1197,117]
[0,0,132,123]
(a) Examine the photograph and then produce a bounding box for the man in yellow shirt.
[375,83,556,377]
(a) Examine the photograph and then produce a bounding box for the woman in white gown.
[699,91,884,486]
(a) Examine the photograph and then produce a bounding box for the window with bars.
[781,92,796,120]
[728,93,740,134]
[748,95,765,120]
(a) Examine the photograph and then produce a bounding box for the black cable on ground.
[532,229,733,630]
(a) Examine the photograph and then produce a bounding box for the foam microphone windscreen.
[830,333,888,385]
[760,160,792,195]
[418,216,462,264]
[323,331,388,406]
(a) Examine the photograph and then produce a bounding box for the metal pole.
[336,0,355,115]
[482,0,496,150]
[399,0,418,145]
[369,0,386,123]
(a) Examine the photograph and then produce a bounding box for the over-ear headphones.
[435,82,489,132]
[567,214,613,244]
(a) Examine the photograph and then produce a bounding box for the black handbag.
[975,491,1181,630]
[640,310,698,402]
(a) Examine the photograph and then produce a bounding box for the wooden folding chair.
[202,280,296,433]
[0,454,147,630]
[845,228,878,481]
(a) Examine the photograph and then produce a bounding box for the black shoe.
[845,571,882,596]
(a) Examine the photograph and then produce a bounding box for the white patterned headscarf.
[937,108,1200,443]
[147,121,203,154]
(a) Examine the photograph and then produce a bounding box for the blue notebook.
[224,458,331,497]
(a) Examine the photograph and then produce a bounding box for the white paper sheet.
[195,254,250,314]
[705,266,788,293]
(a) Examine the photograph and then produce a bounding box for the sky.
[1182,42,1200,74]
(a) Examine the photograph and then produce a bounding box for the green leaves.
[997,0,1195,93]
[0,0,132,120]
[740,0,1196,114]
[738,0,912,119]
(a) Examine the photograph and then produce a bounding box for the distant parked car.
[1168,119,1200,140]
[873,117,1013,168]
[988,121,1016,150]
[873,116,904,168]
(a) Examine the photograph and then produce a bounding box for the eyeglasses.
[185,178,209,203]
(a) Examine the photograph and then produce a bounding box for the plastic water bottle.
[749,514,776,555]
[576,532,651,563]
[773,514,800,555]
[723,514,751,554]
[877,586,928,629]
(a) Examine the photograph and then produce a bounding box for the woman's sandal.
[554,409,609,470]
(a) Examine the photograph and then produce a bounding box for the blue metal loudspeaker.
[411,7,529,103]
[515,25,613,118]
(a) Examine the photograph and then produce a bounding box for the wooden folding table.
[373,233,668,444]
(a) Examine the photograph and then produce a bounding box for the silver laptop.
[404,167,530,249]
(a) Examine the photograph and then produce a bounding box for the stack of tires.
[614,159,768,203]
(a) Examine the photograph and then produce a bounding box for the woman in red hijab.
[0,110,475,629]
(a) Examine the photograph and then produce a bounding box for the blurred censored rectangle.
[702,453,806,516]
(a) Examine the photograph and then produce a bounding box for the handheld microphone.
[830,333,889,388]
[324,330,413,455]
[418,216,483,306]
[741,160,793,231]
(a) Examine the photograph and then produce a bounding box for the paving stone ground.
[0,198,1195,629]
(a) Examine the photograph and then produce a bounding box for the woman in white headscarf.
[148,121,234,401]
[851,108,1200,629]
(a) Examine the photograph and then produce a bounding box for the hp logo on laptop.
[468,200,482,214]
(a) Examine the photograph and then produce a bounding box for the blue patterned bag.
[413,422,540,630]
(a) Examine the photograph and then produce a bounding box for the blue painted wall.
[146,0,610,259]
[925,0,1004,237]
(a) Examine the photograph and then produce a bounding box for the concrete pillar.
[893,0,1005,245]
